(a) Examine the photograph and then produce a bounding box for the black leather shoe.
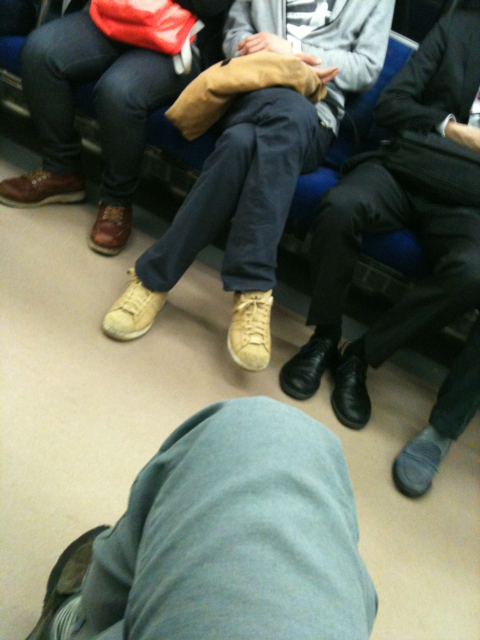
[331,351,371,429]
[25,525,110,640]
[280,336,339,400]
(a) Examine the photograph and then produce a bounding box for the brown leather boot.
[89,203,132,256]
[0,168,85,207]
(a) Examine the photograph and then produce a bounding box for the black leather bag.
[341,130,480,208]
[381,130,480,208]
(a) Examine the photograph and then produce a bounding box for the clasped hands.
[237,32,339,84]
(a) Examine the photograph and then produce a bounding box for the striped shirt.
[286,0,336,52]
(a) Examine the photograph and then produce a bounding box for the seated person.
[393,314,480,498]
[100,0,394,373]
[25,397,378,640]
[0,0,233,255]
[280,7,480,428]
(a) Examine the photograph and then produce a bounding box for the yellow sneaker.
[228,290,273,371]
[102,268,167,341]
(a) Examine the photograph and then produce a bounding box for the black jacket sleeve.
[373,15,452,132]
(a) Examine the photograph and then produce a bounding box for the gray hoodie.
[223,0,395,133]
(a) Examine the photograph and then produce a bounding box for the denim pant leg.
[70,398,376,640]
[429,315,480,440]
[220,88,333,292]
[21,12,125,175]
[93,49,200,206]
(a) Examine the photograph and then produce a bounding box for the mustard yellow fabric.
[165,52,327,140]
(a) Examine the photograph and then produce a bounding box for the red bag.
[90,0,202,73]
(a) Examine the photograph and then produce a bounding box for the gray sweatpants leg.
[70,397,377,640]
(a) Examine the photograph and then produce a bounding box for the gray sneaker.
[392,433,450,498]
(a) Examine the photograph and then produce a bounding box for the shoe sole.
[331,394,370,430]
[0,191,86,208]
[391,459,431,498]
[279,368,319,400]
[101,297,167,342]
[24,525,110,640]
[227,329,269,372]
[88,237,126,256]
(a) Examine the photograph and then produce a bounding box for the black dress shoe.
[25,525,110,640]
[280,336,339,400]
[331,351,371,429]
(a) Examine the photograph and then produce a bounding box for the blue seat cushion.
[0,35,25,75]
[147,106,215,171]
[289,168,340,226]
[362,230,429,278]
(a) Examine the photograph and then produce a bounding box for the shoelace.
[121,270,152,315]
[102,205,125,224]
[235,297,270,342]
[26,168,51,185]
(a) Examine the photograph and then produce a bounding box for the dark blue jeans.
[136,88,333,293]
[20,11,200,206]
[0,0,37,35]
[430,315,480,440]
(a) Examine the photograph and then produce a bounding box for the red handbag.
[89,0,202,73]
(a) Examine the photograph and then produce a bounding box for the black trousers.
[307,162,480,367]
[136,88,333,293]
[429,315,480,440]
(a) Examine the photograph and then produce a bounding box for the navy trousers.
[136,88,333,293]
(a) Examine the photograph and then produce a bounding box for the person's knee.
[20,24,55,76]
[94,72,144,116]
[312,185,364,239]
[219,124,256,160]
[268,90,319,136]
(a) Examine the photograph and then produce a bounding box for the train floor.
[1,134,479,640]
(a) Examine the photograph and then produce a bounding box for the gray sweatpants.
[67,397,377,640]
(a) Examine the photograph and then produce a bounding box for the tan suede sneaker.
[228,290,273,372]
[0,168,85,207]
[102,268,167,341]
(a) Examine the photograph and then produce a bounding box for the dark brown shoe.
[25,525,110,640]
[0,169,85,208]
[89,203,132,256]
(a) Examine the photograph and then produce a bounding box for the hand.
[295,53,339,84]
[445,121,480,154]
[237,32,293,57]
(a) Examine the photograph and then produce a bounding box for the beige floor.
[1,147,479,640]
